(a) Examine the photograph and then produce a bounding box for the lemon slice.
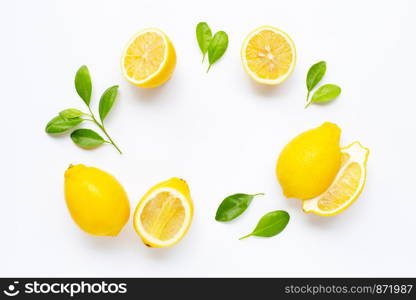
[302,142,369,216]
[241,26,296,85]
[133,178,193,248]
[121,28,176,88]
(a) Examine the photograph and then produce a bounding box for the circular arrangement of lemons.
[61,26,369,248]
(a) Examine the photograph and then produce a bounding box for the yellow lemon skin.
[64,164,130,236]
[276,122,341,200]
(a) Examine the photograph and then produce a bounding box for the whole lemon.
[64,164,130,236]
[276,122,341,200]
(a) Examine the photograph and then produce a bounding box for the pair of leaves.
[215,193,264,222]
[46,65,121,153]
[196,22,228,72]
[215,193,290,240]
[305,61,341,107]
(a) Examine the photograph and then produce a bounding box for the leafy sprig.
[45,65,122,154]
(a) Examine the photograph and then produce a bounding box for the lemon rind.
[302,142,369,216]
[241,26,297,85]
[121,28,169,86]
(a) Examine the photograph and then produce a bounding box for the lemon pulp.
[303,142,369,216]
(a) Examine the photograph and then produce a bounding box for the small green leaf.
[311,84,341,104]
[99,85,118,122]
[239,210,289,240]
[59,108,84,119]
[306,61,326,94]
[207,31,228,72]
[196,22,212,62]
[215,193,264,222]
[70,129,105,149]
[75,65,92,106]
[45,115,83,133]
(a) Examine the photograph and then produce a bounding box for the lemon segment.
[302,142,369,216]
[133,178,193,248]
[241,26,296,85]
[121,28,176,88]
[276,122,342,200]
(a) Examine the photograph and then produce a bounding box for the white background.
[1,0,416,277]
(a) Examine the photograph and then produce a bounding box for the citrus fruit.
[302,142,369,216]
[64,164,130,236]
[276,122,341,200]
[121,28,176,88]
[241,26,296,85]
[133,178,193,248]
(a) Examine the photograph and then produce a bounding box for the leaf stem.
[202,53,206,63]
[86,106,122,154]
[252,193,265,197]
[306,91,310,102]
[206,64,212,73]
[239,233,252,240]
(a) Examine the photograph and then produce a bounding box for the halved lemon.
[302,142,369,216]
[241,26,296,85]
[133,178,193,248]
[121,28,176,88]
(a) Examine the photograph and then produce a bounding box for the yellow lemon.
[121,28,176,88]
[276,122,341,200]
[302,142,369,216]
[64,164,130,236]
[241,26,296,85]
[133,178,193,248]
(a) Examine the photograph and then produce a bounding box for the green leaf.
[99,85,118,122]
[196,22,212,62]
[306,61,326,94]
[239,210,290,240]
[215,193,264,222]
[311,84,341,104]
[70,129,105,149]
[59,108,84,119]
[207,31,228,72]
[75,65,92,106]
[45,115,83,133]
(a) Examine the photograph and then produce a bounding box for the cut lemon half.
[241,26,296,85]
[133,178,193,248]
[302,142,369,216]
[121,28,176,88]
